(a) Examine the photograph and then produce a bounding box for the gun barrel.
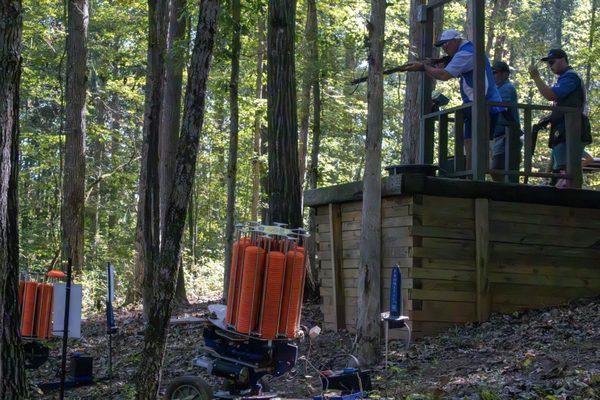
[349,65,408,85]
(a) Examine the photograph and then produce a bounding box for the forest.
[1,0,600,398]
[15,0,600,310]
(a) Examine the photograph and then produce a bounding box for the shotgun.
[349,55,452,85]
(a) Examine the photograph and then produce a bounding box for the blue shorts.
[463,110,500,140]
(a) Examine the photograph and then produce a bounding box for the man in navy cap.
[529,49,591,187]
[404,29,504,169]
[491,61,521,182]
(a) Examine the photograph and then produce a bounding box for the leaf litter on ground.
[29,296,599,399]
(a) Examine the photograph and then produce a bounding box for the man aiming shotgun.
[402,29,504,169]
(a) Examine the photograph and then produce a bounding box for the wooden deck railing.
[421,102,583,187]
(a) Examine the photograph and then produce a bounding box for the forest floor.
[30,295,599,399]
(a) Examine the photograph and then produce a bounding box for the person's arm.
[401,61,425,72]
[424,63,453,81]
[529,65,558,101]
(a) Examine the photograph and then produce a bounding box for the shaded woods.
[2,0,600,397]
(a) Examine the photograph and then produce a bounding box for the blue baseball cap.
[541,49,568,62]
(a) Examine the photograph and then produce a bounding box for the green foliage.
[18,0,600,308]
[479,390,501,400]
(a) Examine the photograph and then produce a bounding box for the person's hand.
[528,63,540,80]
[401,61,424,72]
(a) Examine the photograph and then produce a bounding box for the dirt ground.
[30,296,599,399]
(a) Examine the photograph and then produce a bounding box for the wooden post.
[475,198,490,322]
[328,203,345,330]
[471,0,487,181]
[438,114,448,174]
[504,122,519,183]
[523,108,532,184]
[565,111,583,188]
[454,110,465,173]
[419,5,434,165]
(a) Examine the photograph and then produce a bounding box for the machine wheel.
[165,376,213,400]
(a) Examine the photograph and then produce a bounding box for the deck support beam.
[475,198,490,322]
[328,203,346,330]
[471,0,487,181]
[418,4,434,165]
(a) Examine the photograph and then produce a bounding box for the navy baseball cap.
[541,49,568,62]
[491,61,510,73]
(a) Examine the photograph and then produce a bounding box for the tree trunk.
[357,0,385,366]
[134,0,218,398]
[160,0,189,306]
[61,0,89,272]
[0,1,28,397]
[485,0,500,54]
[553,0,565,48]
[223,0,241,301]
[267,0,302,228]
[251,13,265,222]
[432,7,444,60]
[298,0,318,186]
[493,32,507,63]
[304,0,321,299]
[401,0,423,164]
[586,0,598,92]
[134,0,169,312]
[465,1,473,41]
[491,0,510,63]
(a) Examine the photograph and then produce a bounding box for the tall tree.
[267,0,301,228]
[357,0,385,365]
[402,1,442,163]
[0,1,28,397]
[134,0,219,397]
[465,1,473,41]
[61,0,89,271]
[303,0,321,297]
[135,0,168,312]
[491,0,510,63]
[401,0,423,164]
[224,0,242,299]
[160,0,189,305]
[586,0,598,91]
[251,11,265,222]
[298,0,318,185]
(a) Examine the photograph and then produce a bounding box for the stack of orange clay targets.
[225,222,308,340]
[18,270,66,340]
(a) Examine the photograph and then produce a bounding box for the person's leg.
[508,133,522,184]
[490,135,505,182]
[491,153,505,182]
[551,143,567,187]
[464,110,472,171]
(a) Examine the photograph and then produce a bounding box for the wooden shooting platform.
[305,173,600,337]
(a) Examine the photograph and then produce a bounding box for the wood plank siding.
[309,178,600,337]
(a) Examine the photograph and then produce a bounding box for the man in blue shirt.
[529,49,588,188]
[491,61,521,183]
[404,29,504,170]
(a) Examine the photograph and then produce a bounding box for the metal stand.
[106,263,117,398]
[59,258,73,400]
[380,313,411,368]
[380,264,411,368]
